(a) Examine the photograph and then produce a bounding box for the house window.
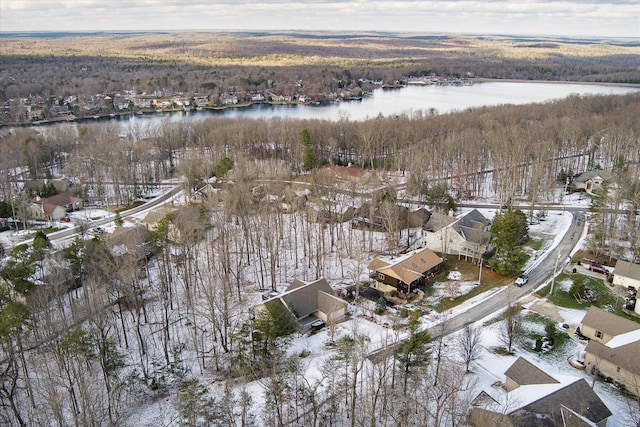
[377,273,385,281]
[595,330,603,339]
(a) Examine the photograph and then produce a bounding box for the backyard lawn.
[537,272,639,322]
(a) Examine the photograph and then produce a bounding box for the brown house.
[29,191,83,221]
[368,246,442,296]
[580,306,640,396]
[470,357,612,427]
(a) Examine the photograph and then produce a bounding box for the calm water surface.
[66,82,640,135]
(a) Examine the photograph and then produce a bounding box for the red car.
[588,264,609,275]
[60,217,71,222]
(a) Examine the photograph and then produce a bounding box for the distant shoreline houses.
[2,75,475,126]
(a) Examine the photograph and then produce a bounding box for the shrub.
[534,337,543,352]
[545,322,556,341]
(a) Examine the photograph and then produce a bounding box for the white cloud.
[1,0,638,37]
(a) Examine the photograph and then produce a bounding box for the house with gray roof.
[423,209,491,262]
[503,356,559,392]
[580,306,640,396]
[470,356,612,427]
[258,278,348,331]
[573,170,614,195]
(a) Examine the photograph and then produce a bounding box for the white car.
[515,274,529,286]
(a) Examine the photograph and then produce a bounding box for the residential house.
[368,246,442,297]
[193,96,210,108]
[407,207,431,229]
[580,306,640,396]
[131,97,153,109]
[107,225,152,262]
[307,204,355,223]
[141,205,208,244]
[29,108,44,121]
[573,170,614,195]
[24,178,74,194]
[423,209,491,261]
[141,206,177,231]
[29,191,83,221]
[470,356,612,427]
[221,94,238,105]
[167,204,209,244]
[612,259,640,292]
[352,202,409,232]
[320,165,380,187]
[257,279,348,331]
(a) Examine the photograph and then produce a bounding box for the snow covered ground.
[2,179,636,425]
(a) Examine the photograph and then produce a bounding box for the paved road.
[5,185,183,250]
[368,210,585,361]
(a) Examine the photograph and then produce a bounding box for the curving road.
[368,209,586,361]
[4,185,183,251]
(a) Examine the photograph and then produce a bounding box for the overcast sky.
[1,0,638,38]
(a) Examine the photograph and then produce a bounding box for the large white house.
[423,209,491,262]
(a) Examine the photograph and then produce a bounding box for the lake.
[60,81,640,135]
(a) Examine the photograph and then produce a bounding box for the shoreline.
[472,78,640,88]
[3,79,640,128]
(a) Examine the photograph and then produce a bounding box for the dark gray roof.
[573,170,612,184]
[454,225,491,245]
[509,379,611,427]
[504,357,559,387]
[459,208,491,230]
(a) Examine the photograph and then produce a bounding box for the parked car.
[310,319,325,331]
[60,216,71,222]
[92,226,105,234]
[588,264,609,275]
[515,274,529,286]
[261,291,279,301]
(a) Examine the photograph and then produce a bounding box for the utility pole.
[550,250,561,294]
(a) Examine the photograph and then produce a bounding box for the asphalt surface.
[5,185,183,251]
[368,210,586,362]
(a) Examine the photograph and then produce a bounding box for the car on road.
[60,217,71,222]
[515,274,529,286]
